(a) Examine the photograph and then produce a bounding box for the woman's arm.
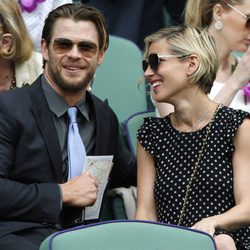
[135,141,157,221]
[192,117,250,235]
[214,48,250,106]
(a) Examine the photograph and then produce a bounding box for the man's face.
[41,18,104,94]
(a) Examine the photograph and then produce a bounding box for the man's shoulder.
[87,91,119,122]
[0,79,41,108]
[88,91,113,112]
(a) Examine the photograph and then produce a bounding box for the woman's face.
[144,39,189,104]
[215,1,250,52]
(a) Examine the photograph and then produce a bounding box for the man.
[0,3,136,250]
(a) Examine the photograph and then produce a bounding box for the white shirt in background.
[21,0,73,52]
[209,81,250,113]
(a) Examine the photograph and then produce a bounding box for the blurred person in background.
[0,0,43,91]
[20,0,72,52]
[81,0,165,50]
[154,0,250,117]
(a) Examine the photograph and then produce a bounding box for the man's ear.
[97,51,105,66]
[0,33,13,52]
[187,54,199,76]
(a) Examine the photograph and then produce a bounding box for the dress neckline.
[166,104,222,134]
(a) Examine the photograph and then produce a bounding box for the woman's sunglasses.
[226,3,250,29]
[142,53,186,72]
[52,38,98,57]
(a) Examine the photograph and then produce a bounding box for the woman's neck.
[208,26,235,83]
[0,58,15,91]
[215,54,237,83]
[171,93,217,132]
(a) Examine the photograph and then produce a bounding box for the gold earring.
[0,48,9,55]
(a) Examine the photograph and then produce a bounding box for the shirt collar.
[41,75,90,121]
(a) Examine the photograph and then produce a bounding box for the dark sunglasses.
[142,53,186,72]
[52,38,98,57]
[226,3,250,29]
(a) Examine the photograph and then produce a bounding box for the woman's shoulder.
[143,116,168,127]
[217,104,250,129]
[138,116,170,137]
[220,104,249,117]
[15,51,43,87]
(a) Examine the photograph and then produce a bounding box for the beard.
[48,62,95,94]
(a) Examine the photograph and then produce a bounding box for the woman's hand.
[230,47,250,89]
[191,216,218,236]
[214,47,250,105]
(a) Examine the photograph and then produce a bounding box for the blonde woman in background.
[0,0,43,91]
[136,26,250,250]
[155,0,250,117]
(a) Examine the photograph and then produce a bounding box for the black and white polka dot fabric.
[137,105,250,250]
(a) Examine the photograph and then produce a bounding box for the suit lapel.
[28,78,62,182]
[89,94,112,155]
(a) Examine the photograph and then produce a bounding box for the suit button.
[74,218,80,223]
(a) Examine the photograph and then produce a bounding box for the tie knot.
[67,107,78,123]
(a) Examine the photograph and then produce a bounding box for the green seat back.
[40,220,216,250]
[92,35,147,123]
[124,111,156,155]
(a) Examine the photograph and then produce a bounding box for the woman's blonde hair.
[144,26,218,94]
[0,0,34,63]
[184,0,244,28]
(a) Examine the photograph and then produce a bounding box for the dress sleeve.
[227,109,250,139]
[137,117,159,155]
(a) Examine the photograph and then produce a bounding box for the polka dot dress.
[137,105,250,250]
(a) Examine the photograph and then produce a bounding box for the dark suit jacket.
[0,76,136,237]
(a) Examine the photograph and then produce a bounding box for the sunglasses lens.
[52,38,97,57]
[148,53,159,71]
[142,60,149,72]
[53,38,73,54]
[246,19,250,29]
[142,53,159,72]
[78,41,97,57]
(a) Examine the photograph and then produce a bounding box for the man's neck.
[44,67,86,106]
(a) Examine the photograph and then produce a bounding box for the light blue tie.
[67,107,86,179]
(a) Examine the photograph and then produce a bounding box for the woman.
[0,0,43,91]
[155,0,250,117]
[136,26,250,250]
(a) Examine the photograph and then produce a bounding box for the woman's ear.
[187,54,199,76]
[0,33,13,52]
[213,3,223,21]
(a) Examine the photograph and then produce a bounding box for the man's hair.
[0,0,34,63]
[42,3,109,53]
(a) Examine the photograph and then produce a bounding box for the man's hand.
[60,172,98,207]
